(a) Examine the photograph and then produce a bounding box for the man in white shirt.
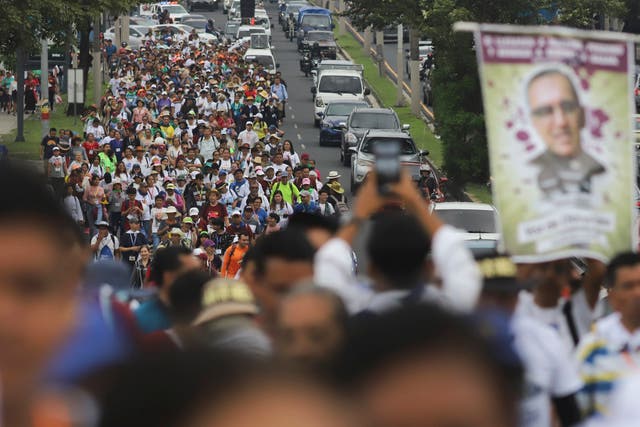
[515,259,604,352]
[198,125,218,162]
[270,152,288,175]
[90,221,120,261]
[237,121,259,149]
[476,256,583,427]
[314,171,481,314]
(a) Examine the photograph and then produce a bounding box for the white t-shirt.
[512,315,583,427]
[91,233,120,261]
[516,289,594,352]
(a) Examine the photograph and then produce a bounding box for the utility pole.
[375,30,384,77]
[93,13,102,106]
[40,39,49,138]
[338,0,345,35]
[363,26,372,56]
[122,14,130,45]
[15,48,25,142]
[114,16,122,47]
[395,24,404,106]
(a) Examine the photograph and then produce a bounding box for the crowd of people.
[38,27,348,288]
[2,8,640,427]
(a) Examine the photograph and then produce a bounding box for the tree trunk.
[78,18,91,106]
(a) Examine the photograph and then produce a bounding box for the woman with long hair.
[132,99,149,125]
[114,161,130,186]
[268,190,293,227]
[282,140,300,169]
[168,136,183,167]
[130,245,152,290]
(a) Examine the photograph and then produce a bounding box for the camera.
[374,140,401,196]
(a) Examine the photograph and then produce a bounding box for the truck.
[310,61,370,127]
[295,7,332,46]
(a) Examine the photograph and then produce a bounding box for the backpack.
[330,195,349,214]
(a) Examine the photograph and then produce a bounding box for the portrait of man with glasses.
[527,68,606,201]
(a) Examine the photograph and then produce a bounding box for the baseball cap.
[231,210,242,216]
[96,220,109,227]
[299,190,310,197]
[202,239,215,249]
[192,279,258,326]
[189,207,200,216]
[165,206,178,214]
[182,217,194,224]
[166,183,175,190]
[302,178,311,185]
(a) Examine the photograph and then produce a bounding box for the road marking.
[288,105,292,110]
[294,123,298,129]
[297,133,302,140]
[291,114,295,119]
[301,144,306,150]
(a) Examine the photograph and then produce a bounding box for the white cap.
[189,207,200,216]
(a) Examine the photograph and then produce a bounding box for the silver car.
[349,130,427,193]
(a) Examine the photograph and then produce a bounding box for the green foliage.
[0,0,143,57]
[556,0,626,28]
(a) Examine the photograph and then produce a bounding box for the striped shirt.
[575,313,640,417]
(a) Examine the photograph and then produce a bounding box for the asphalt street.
[204,4,373,272]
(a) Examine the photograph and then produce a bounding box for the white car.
[157,3,190,22]
[433,202,500,241]
[150,24,217,43]
[174,24,218,42]
[243,47,278,74]
[236,25,267,40]
[104,25,148,49]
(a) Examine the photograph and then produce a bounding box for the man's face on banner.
[528,72,585,158]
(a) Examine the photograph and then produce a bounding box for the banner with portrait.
[455,23,638,262]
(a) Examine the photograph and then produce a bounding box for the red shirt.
[83,140,100,161]
[200,203,227,228]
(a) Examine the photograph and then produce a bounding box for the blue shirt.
[294,201,319,214]
[111,138,124,162]
[134,296,171,333]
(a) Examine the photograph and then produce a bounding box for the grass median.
[333,28,443,167]
[3,108,82,160]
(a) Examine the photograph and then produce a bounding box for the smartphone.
[374,140,401,196]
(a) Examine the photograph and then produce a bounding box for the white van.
[243,48,278,74]
[311,62,369,126]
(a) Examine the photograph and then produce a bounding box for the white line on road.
[294,123,298,129]
[291,114,295,119]
[301,144,306,150]
[288,105,292,110]
[297,133,302,140]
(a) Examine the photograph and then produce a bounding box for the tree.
[0,0,142,118]
[424,0,540,185]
